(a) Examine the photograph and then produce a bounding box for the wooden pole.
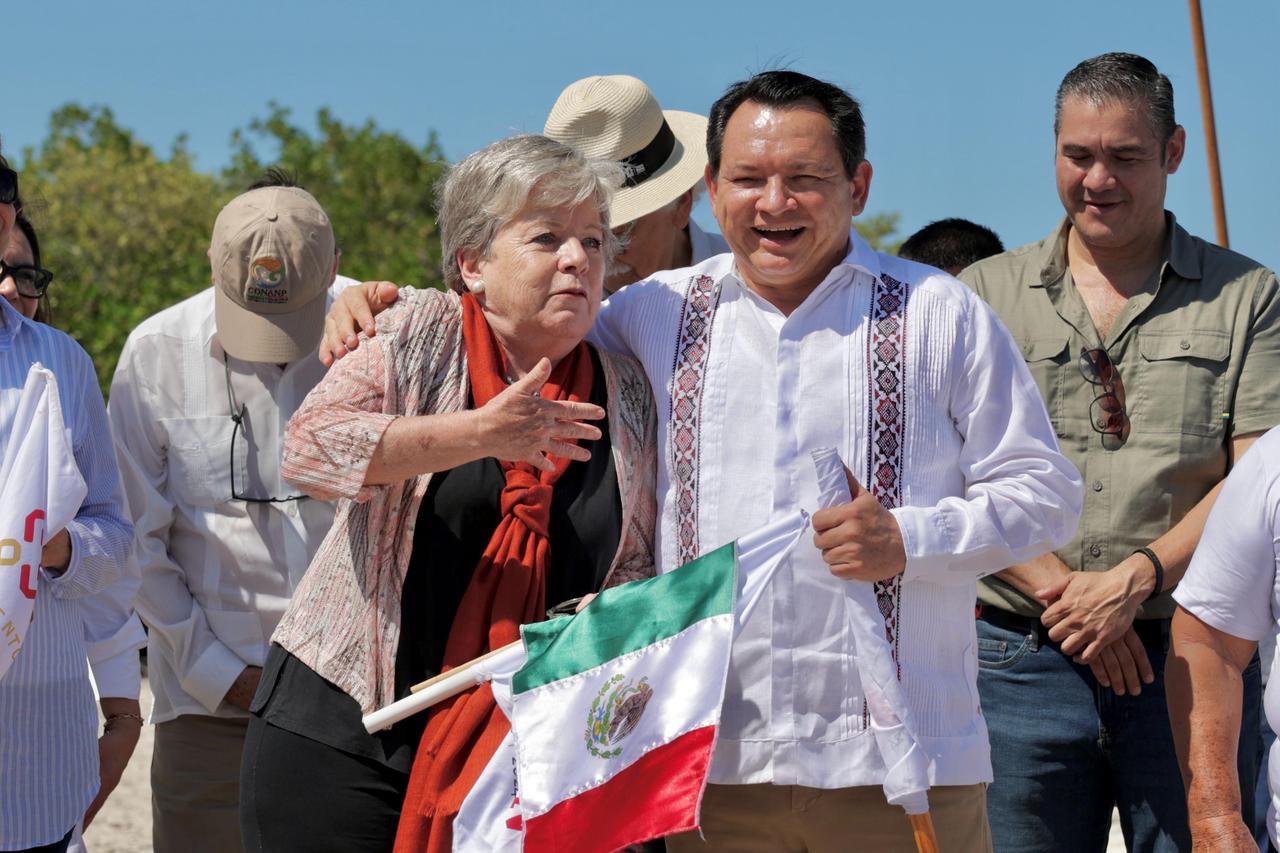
[909,812,941,853]
[1187,0,1230,247]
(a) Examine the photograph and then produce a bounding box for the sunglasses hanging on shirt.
[223,353,309,503]
[1078,347,1130,450]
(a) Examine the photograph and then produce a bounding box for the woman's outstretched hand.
[476,358,604,472]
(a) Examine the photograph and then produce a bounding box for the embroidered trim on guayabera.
[668,274,722,565]
[864,271,910,698]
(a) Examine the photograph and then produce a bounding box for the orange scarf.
[394,294,594,852]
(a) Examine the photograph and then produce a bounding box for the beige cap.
[544,75,708,228]
[211,186,335,363]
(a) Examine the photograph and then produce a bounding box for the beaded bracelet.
[103,712,145,731]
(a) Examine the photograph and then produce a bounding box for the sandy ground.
[78,677,1130,852]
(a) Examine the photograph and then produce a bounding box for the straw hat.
[544,75,708,227]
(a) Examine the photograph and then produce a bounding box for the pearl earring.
[469,279,486,294]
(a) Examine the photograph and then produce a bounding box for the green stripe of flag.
[513,542,736,695]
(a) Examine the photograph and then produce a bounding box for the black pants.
[240,716,409,853]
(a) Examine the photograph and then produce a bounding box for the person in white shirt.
[321,70,1082,851]
[1,209,148,850]
[1168,426,1280,851]
[108,173,349,853]
[0,156,134,853]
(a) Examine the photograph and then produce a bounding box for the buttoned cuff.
[180,641,247,713]
[87,615,147,699]
[91,647,143,700]
[891,505,953,582]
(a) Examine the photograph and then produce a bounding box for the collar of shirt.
[1030,211,1204,290]
[0,293,32,353]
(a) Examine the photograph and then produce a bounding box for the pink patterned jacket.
[273,288,658,714]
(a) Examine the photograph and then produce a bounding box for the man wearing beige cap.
[545,74,728,292]
[108,174,354,852]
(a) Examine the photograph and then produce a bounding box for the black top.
[252,347,622,773]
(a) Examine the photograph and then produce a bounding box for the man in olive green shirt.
[962,52,1280,852]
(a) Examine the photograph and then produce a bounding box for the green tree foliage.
[19,104,449,395]
[224,104,449,290]
[20,105,227,394]
[853,211,902,254]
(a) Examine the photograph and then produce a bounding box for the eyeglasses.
[0,259,54,299]
[0,167,17,207]
[1079,347,1129,449]
[223,355,308,504]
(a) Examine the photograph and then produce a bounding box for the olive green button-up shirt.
[962,213,1280,619]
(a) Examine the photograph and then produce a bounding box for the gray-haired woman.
[239,135,658,851]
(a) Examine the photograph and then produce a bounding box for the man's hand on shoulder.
[224,665,263,712]
[812,469,906,583]
[320,280,402,367]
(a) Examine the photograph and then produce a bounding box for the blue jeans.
[977,612,1262,853]
[1257,713,1276,851]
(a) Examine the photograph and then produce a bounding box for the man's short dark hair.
[707,70,866,179]
[1055,52,1177,144]
[898,218,1004,272]
[247,167,305,192]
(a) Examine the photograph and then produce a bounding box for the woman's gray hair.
[439,134,624,292]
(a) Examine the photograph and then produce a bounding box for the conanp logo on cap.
[247,256,289,304]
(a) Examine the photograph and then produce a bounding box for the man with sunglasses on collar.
[108,174,356,853]
[961,52,1280,852]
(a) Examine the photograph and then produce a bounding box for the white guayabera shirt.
[589,229,1083,790]
[108,281,352,723]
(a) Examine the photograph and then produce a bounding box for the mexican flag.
[448,509,808,852]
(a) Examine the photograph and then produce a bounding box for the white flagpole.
[361,641,524,733]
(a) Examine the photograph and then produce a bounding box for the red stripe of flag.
[522,725,716,853]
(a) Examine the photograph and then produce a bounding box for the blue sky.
[9,0,1278,270]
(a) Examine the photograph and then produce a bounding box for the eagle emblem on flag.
[584,674,654,759]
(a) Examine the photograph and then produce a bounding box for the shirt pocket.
[163,415,241,508]
[1017,335,1071,434]
[1136,331,1230,438]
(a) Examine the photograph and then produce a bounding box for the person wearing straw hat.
[545,75,729,294]
[107,173,356,853]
